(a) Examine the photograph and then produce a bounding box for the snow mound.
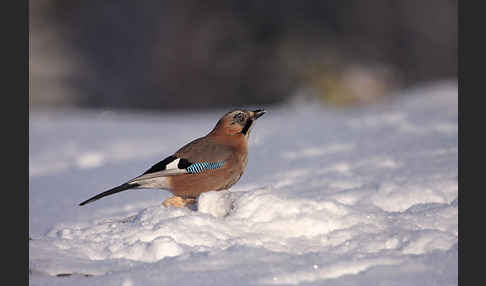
[31,185,457,278]
[197,190,233,217]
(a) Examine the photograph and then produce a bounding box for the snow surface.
[29,81,458,285]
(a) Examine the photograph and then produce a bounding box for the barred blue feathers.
[187,161,225,174]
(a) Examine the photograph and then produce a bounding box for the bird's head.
[211,109,265,138]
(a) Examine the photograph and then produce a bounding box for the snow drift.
[29,81,458,285]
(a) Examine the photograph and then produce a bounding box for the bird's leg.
[162,196,196,208]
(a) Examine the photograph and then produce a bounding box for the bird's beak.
[252,109,266,120]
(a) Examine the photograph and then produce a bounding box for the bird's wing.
[128,137,233,183]
[175,136,234,162]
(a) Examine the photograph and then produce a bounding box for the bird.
[79,109,265,208]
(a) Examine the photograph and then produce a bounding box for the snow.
[29,81,458,285]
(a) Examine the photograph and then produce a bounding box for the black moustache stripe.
[241,119,253,135]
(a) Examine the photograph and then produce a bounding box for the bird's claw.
[162,196,196,208]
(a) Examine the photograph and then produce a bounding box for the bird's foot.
[162,196,196,208]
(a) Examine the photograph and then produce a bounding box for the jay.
[79,109,265,208]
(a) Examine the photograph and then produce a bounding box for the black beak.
[252,109,266,120]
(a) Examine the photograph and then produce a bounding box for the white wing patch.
[166,158,181,170]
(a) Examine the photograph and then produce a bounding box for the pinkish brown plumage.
[79,109,265,207]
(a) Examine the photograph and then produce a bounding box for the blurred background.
[29,0,457,111]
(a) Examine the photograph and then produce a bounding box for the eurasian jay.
[79,109,265,208]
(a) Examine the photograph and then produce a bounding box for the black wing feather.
[142,155,178,175]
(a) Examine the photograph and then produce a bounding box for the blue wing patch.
[186,161,225,174]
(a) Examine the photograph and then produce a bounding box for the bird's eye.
[233,112,245,123]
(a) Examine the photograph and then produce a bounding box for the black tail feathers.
[79,183,140,206]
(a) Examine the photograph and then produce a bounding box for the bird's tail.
[79,183,140,206]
